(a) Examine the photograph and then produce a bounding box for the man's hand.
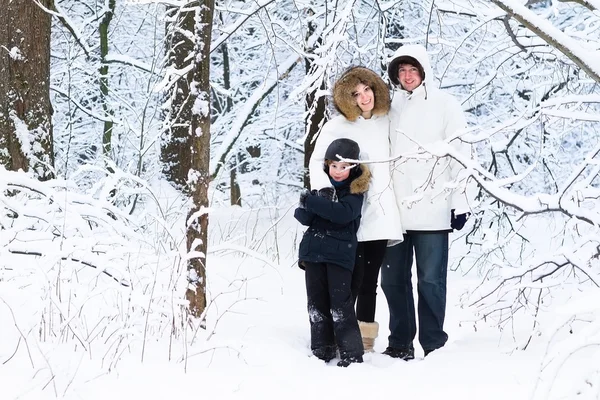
[317,187,337,202]
[451,209,469,231]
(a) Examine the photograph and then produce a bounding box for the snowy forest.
[1,0,599,398]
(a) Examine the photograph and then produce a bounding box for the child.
[294,138,371,367]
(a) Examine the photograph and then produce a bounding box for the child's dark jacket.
[294,165,371,271]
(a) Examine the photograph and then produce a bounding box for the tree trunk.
[220,37,242,206]
[99,0,116,158]
[303,31,327,190]
[0,0,54,180]
[229,165,241,206]
[161,5,196,188]
[185,0,215,319]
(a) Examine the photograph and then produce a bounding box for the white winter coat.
[389,44,471,231]
[309,114,404,242]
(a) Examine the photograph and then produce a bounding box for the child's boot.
[358,321,379,352]
[313,345,336,362]
[337,355,363,367]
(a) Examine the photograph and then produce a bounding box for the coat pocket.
[321,230,355,264]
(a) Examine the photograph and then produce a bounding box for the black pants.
[352,240,388,322]
[305,262,363,360]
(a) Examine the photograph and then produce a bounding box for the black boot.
[382,343,415,360]
[337,355,363,367]
[313,346,336,362]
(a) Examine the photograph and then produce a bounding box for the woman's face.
[328,161,353,182]
[353,83,374,118]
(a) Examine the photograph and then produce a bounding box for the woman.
[308,66,403,352]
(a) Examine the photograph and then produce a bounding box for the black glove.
[298,189,311,209]
[450,209,469,231]
[317,187,337,202]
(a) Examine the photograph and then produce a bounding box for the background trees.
[1,0,599,394]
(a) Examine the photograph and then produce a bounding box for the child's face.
[328,161,353,182]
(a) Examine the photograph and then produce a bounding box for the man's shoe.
[424,347,438,357]
[382,344,415,360]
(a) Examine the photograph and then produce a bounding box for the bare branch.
[502,15,526,51]
[7,249,130,287]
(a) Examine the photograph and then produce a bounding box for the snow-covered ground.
[0,194,597,399]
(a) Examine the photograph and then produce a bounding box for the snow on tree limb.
[210,54,300,179]
[490,0,600,82]
[210,0,276,53]
[556,0,600,11]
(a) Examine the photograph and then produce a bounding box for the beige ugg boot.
[358,321,379,352]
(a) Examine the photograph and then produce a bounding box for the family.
[294,44,472,367]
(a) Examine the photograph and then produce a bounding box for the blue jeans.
[381,232,449,351]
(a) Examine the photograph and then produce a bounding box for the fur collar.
[350,164,371,194]
[333,67,390,122]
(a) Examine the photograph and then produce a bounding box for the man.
[381,44,471,360]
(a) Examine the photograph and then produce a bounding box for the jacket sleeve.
[294,207,315,226]
[388,94,406,157]
[444,96,472,214]
[304,193,363,225]
[308,121,337,191]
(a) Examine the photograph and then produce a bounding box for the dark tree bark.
[0,0,54,180]
[99,0,116,158]
[184,1,215,319]
[161,5,196,188]
[219,35,242,206]
[303,23,327,190]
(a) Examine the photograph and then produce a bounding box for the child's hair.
[325,159,356,167]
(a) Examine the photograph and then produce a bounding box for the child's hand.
[317,187,337,202]
[298,189,311,209]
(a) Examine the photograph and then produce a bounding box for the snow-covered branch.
[210,54,301,178]
[490,0,600,82]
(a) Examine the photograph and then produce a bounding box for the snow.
[9,46,24,60]
[1,181,597,400]
[8,111,33,157]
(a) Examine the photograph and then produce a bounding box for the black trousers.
[352,240,388,322]
[305,262,364,360]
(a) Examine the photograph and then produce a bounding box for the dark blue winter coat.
[294,164,371,271]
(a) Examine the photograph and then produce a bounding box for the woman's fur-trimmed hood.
[333,67,390,122]
[349,164,371,194]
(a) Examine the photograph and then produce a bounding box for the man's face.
[328,161,353,182]
[398,63,422,92]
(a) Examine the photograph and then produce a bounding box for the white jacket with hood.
[309,67,403,243]
[388,44,471,231]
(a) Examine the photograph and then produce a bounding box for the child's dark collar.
[329,177,349,188]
